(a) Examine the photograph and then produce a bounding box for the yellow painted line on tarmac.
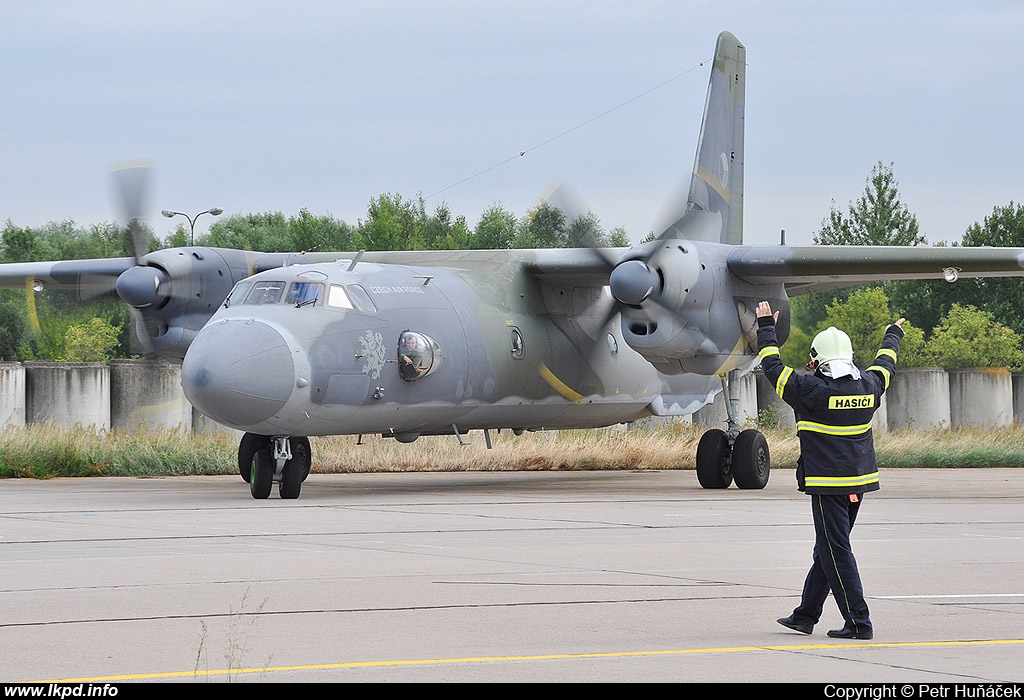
[36,638,1024,683]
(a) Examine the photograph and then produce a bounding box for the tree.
[514,201,566,249]
[358,193,422,250]
[816,287,927,368]
[472,203,518,249]
[814,161,924,246]
[885,202,1024,338]
[288,208,359,253]
[2,219,154,263]
[607,227,631,247]
[0,296,28,360]
[953,202,1024,336]
[422,202,472,250]
[923,304,1024,369]
[795,162,925,339]
[779,324,812,369]
[823,287,895,368]
[564,210,605,247]
[512,203,616,249]
[63,317,121,362]
[201,212,291,252]
[164,225,188,249]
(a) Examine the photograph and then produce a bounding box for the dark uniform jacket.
[756,318,904,495]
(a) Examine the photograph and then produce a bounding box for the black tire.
[249,449,274,500]
[696,428,732,489]
[279,437,311,499]
[238,433,270,484]
[732,429,770,489]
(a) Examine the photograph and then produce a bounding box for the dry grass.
[310,422,803,473]
[3,421,1024,479]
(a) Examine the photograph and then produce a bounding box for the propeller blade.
[110,161,154,262]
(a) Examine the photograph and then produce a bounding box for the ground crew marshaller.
[755,300,905,640]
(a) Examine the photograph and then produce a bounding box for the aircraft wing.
[727,245,1024,295]
[0,257,135,295]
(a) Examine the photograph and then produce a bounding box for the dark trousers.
[790,493,872,633]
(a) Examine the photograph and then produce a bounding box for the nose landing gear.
[238,433,313,499]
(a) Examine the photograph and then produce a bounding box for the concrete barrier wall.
[5,361,1024,434]
[110,360,193,432]
[693,372,758,429]
[1013,373,1024,427]
[1,362,26,427]
[948,368,1013,428]
[886,367,951,431]
[24,362,110,429]
[754,372,796,430]
[192,407,243,438]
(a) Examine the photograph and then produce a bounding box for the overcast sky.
[1,0,1021,248]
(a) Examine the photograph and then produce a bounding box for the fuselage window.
[287,281,323,307]
[244,281,286,305]
[225,282,252,307]
[398,331,441,381]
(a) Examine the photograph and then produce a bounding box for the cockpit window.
[287,281,323,307]
[225,281,252,307]
[327,284,377,313]
[398,331,442,381]
[244,281,286,305]
[328,284,354,309]
[347,285,377,313]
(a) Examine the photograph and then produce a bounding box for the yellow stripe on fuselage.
[538,362,585,403]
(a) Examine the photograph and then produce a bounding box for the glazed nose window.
[398,331,442,381]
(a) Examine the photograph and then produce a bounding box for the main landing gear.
[238,433,312,499]
[695,369,771,490]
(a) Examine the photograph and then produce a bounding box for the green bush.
[923,304,1024,369]
[63,317,121,362]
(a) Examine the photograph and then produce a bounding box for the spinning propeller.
[542,182,701,327]
[108,163,171,352]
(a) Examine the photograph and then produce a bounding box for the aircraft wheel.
[249,449,274,500]
[732,429,770,489]
[238,433,270,484]
[696,428,732,489]
[294,436,312,482]
[279,437,311,499]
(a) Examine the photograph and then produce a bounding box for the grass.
[3,421,1024,479]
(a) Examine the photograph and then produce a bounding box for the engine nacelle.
[117,247,254,360]
[613,242,748,376]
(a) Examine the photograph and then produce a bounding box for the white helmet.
[809,326,854,364]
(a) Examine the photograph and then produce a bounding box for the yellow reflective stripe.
[797,420,872,436]
[804,472,880,488]
[759,346,780,360]
[775,366,793,398]
[876,348,897,361]
[867,364,892,389]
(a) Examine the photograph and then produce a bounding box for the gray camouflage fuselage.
[180,247,779,438]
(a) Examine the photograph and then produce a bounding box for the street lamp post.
[161,207,224,246]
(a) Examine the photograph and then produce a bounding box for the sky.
[1,0,1022,248]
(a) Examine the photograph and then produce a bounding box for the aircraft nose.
[181,319,295,428]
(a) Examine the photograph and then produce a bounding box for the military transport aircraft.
[4,31,1024,499]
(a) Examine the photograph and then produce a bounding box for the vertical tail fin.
[659,31,745,245]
